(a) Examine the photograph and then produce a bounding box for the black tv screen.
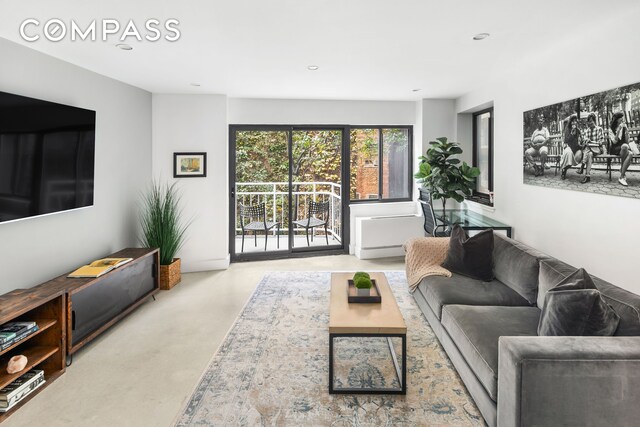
[0,91,95,223]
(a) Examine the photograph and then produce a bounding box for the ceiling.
[0,0,638,100]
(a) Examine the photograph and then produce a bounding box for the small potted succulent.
[353,271,373,296]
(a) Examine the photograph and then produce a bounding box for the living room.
[1,1,639,426]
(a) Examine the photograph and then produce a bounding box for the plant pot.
[160,258,181,290]
[356,287,370,297]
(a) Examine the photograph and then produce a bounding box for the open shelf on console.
[0,345,59,390]
[0,290,65,421]
[0,319,57,358]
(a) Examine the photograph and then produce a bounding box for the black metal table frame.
[328,332,406,394]
[447,222,512,238]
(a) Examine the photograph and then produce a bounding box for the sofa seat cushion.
[418,273,531,320]
[441,305,541,401]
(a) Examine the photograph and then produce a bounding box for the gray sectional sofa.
[412,233,640,427]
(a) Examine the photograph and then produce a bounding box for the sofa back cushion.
[537,258,577,308]
[592,277,640,336]
[538,259,640,336]
[493,233,545,305]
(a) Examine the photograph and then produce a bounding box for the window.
[472,108,493,205]
[349,126,412,202]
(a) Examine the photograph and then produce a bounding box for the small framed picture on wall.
[173,152,207,178]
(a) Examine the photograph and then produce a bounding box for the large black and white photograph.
[523,82,640,198]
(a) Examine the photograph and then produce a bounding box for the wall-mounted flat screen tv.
[0,90,95,223]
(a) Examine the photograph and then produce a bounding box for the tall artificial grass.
[140,181,190,265]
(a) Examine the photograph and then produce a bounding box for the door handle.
[231,186,235,198]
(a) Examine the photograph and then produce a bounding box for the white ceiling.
[0,0,638,100]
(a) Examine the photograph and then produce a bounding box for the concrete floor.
[5,254,404,427]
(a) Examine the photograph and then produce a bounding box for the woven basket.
[160,258,181,290]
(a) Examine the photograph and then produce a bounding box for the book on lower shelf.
[67,257,133,278]
[0,323,38,350]
[0,370,45,412]
[0,332,16,346]
[0,322,39,351]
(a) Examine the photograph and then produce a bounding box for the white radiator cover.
[354,214,424,259]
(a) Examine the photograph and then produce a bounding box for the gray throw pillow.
[538,268,620,336]
[441,225,494,282]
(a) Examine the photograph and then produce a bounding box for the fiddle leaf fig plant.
[414,137,481,212]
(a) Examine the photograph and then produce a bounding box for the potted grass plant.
[140,181,190,290]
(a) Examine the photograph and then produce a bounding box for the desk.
[435,210,512,238]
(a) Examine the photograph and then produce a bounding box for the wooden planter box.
[160,258,181,290]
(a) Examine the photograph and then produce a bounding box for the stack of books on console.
[0,370,45,412]
[0,322,39,351]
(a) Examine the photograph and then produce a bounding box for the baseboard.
[181,254,230,272]
[355,245,405,259]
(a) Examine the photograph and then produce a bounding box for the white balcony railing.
[235,181,342,241]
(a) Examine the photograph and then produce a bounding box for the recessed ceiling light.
[472,33,490,41]
[190,83,201,87]
[307,65,319,71]
[412,89,421,92]
[116,43,133,51]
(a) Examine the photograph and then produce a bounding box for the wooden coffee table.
[328,272,407,394]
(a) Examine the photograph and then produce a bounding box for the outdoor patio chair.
[238,203,280,252]
[293,200,330,246]
[419,198,449,237]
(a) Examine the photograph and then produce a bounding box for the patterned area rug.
[175,271,483,426]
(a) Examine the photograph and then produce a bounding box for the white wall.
[228,98,416,125]
[152,94,229,271]
[455,16,640,293]
[229,97,421,255]
[419,99,469,211]
[0,38,152,293]
[420,99,456,156]
[456,112,474,166]
[412,100,424,204]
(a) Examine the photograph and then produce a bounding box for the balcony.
[234,181,342,253]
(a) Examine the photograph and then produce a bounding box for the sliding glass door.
[230,126,346,260]
[231,129,290,257]
[291,128,343,250]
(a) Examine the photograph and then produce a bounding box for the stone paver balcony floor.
[524,167,640,198]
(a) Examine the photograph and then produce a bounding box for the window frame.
[349,125,413,204]
[471,108,494,206]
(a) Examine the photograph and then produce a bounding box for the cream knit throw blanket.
[404,237,451,292]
